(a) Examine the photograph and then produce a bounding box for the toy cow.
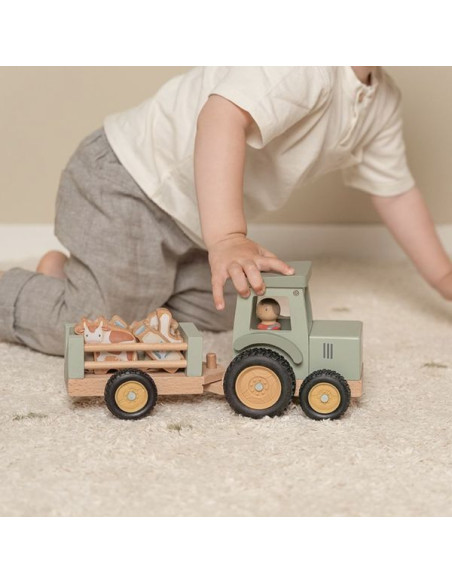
[74,315,137,367]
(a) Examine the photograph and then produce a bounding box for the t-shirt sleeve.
[208,67,330,149]
[341,87,415,196]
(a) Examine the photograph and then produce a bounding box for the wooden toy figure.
[129,308,185,373]
[74,315,137,366]
[256,298,281,330]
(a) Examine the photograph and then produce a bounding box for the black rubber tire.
[104,369,157,420]
[223,347,295,419]
[299,369,351,420]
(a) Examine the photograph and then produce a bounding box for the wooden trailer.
[64,322,225,419]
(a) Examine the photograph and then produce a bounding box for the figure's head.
[256,298,281,322]
[74,317,108,342]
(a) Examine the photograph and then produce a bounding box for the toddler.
[1,66,452,355]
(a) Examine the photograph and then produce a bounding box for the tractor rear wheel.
[223,348,295,418]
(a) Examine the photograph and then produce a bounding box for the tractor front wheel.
[299,369,350,420]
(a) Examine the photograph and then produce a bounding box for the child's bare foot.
[36,250,68,279]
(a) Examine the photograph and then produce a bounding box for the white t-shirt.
[104,66,415,248]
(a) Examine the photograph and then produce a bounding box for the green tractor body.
[225,261,363,420]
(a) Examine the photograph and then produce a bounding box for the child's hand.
[207,234,294,310]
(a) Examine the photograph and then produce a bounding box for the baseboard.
[248,224,452,261]
[1,223,452,263]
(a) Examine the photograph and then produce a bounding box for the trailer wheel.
[224,348,295,418]
[299,369,350,420]
[104,369,157,420]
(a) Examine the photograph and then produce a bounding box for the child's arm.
[195,95,294,310]
[371,186,452,299]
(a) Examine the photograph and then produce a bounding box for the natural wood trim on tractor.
[295,373,363,398]
[207,376,363,398]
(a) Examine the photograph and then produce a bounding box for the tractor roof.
[262,261,312,289]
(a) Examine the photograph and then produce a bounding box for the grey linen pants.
[0,129,235,355]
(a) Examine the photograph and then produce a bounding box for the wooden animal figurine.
[74,315,137,367]
[130,308,184,373]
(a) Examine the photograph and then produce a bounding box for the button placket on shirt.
[339,86,373,147]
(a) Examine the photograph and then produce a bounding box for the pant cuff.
[0,268,37,344]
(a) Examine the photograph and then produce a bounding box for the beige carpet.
[1,257,451,516]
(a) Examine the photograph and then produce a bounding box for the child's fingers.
[210,247,293,310]
[211,274,226,310]
[228,263,251,298]
[256,255,294,275]
[242,260,266,295]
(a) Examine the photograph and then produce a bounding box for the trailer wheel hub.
[115,381,148,413]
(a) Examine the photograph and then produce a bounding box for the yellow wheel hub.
[115,381,148,413]
[235,366,282,410]
[308,382,341,414]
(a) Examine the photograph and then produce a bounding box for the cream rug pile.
[1,257,451,516]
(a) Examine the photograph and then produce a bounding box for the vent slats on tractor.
[323,342,334,359]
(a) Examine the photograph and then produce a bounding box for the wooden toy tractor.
[223,261,363,420]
